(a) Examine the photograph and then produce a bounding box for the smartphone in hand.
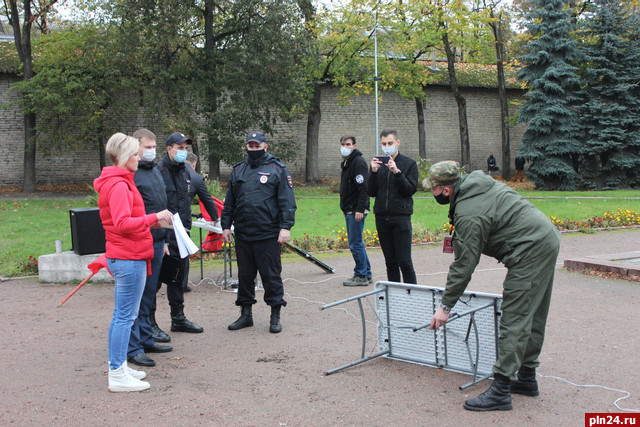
[374,155,390,164]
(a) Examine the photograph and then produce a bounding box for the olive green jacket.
[442,171,560,308]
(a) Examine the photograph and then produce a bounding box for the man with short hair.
[155,132,204,334]
[221,131,296,333]
[368,129,418,284]
[126,128,173,368]
[425,160,561,412]
[339,135,371,286]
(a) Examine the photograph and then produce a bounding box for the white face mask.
[140,148,156,162]
[340,146,353,157]
[381,145,397,156]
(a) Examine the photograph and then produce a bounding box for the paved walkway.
[1,230,639,425]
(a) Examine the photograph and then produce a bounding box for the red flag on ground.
[57,254,112,308]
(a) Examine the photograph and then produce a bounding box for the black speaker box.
[69,208,106,255]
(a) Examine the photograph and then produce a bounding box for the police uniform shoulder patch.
[287,175,293,188]
[355,174,364,184]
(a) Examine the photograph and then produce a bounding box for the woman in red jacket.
[94,133,173,392]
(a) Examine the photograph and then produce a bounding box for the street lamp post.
[373,12,380,156]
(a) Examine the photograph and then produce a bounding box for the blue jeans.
[345,213,371,278]
[128,241,164,357]
[108,258,146,370]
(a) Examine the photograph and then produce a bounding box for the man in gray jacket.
[425,160,561,412]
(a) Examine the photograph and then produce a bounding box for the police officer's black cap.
[246,131,267,144]
[166,132,193,146]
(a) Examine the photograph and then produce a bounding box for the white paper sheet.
[172,213,199,258]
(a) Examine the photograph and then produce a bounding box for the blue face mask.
[340,147,353,157]
[381,145,397,156]
[173,149,188,163]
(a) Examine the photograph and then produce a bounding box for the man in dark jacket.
[155,132,203,334]
[339,135,371,286]
[425,160,561,412]
[368,129,418,284]
[126,128,173,368]
[221,131,296,333]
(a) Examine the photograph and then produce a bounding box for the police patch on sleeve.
[355,174,364,184]
[287,175,293,188]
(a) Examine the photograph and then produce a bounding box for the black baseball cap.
[166,132,193,146]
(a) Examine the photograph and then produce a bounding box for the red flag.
[88,254,111,276]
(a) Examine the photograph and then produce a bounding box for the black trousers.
[375,215,417,284]
[153,232,185,309]
[235,236,287,308]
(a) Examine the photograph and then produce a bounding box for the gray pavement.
[1,229,639,426]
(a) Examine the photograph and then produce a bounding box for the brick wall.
[1,73,525,187]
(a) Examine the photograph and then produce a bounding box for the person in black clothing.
[339,135,371,287]
[155,132,203,334]
[125,129,174,368]
[182,152,219,293]
[221,131,297,333]
[368,129,418,284]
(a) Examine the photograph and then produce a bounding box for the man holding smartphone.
[339,135,372,286]
[368,129,418,284]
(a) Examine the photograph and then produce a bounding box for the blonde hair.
[106,133,140,167]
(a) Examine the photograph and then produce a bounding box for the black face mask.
[247,149,265,161]
[434,193,450,205]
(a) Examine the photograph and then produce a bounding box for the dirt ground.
[1,230,640,426]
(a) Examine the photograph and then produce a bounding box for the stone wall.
[1,72,526,187]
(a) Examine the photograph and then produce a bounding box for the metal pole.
[374,13,379,156]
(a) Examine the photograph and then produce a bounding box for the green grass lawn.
[1,187,640,277]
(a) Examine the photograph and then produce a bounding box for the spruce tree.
[517,0,582,190]
[578,0,640,189]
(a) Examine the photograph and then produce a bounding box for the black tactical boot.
[511,366,539,396]
[228,305,253,330]
[170,304,204,333]
[464,373,513,411]
[149,310,171,342]
[269,305,282,334]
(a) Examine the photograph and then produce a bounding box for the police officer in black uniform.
[221,131,296,333]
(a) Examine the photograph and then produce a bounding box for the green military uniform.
[431,166,561,381]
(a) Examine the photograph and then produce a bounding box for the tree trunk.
[204,0,221,180]
[493,17,511,180]
[305,84,322,183]
[416,97,427,159]
[22,113,37,192]
[442,32,470,168]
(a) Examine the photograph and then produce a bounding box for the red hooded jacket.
[93,166,157,262]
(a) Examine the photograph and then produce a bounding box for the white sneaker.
[108,364,150,392]
[124,361,147,380]
[107,361,146,380]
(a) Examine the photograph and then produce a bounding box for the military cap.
[246,131,267,144]
[423,160,461,190]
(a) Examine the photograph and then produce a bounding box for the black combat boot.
[464,373,513,411]
[170,304,204,333]
[149,310,171,342]
[269,305,282,334]
[228,305,253,330]
[511,366,539,396]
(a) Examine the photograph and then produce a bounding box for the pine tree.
[578,0,640,189]
[517,0,582,190]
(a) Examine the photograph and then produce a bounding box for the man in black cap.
[155,132,204,334]
[221,131,296,333]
